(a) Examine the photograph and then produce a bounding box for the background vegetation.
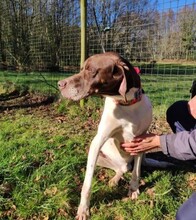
[0,0,195,71]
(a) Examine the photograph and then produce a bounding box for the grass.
[0,105,89,219]
[0,97,196,220]
[0,71,72,95]
[0,63,196,219]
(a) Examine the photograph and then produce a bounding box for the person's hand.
[121,133,161,155]
[188,95,196,119]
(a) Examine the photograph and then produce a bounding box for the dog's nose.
[58,80,67,89]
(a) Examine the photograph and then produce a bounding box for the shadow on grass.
[0,90,28,101]
[0,91,56,112]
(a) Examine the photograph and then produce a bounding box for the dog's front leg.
[76,134,108,220]
[128,153,143,200]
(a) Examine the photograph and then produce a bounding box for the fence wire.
[0,0,195,70]
[0,0,195,112]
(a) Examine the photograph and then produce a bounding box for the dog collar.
[116,88,143,106]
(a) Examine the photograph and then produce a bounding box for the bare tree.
[177,5,196,60]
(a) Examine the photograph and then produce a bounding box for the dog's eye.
[92,69,99,78]
[88,68,99,78]
[85,65,98,77]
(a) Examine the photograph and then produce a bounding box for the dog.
[58,52,152,220]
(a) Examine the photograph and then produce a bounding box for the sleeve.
[160,129,196,160]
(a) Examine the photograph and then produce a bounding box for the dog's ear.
[113,62,129,102]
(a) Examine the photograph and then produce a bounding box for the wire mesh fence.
[0,0,195,113]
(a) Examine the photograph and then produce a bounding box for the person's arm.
[160,129,196,160]
[121,130,196,161]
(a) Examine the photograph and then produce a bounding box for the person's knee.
[166,103,176,132]
[166,100,195,132]
[176,193,196,220]
[166,101,187,132]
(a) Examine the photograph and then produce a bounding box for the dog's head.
[58,52,141,101]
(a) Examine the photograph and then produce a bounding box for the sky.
[157,0,196,11]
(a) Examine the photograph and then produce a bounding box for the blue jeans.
[176,192,196,220]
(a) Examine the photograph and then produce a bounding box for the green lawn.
[0,71,71,95]
[0,99,195,220]
[1,63,195,115]
[0,64,195,219]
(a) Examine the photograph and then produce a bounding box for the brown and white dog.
[58,52,152,220]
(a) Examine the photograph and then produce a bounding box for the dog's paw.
[108,177,119,187]
[128,188,140,200]
[75,214,89,220]
[76,205,90,220]
[108,173,124,187]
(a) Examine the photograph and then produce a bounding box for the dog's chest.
[98,96,151,141]
[113,118,140,141]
